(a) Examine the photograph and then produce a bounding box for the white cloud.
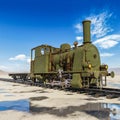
[27,58,31,63]
[9,54,26,61]
[74,23,82,33]
[8,54,31,72]
[100,53,114,57]
[76,36,83,41]
[74,11,114,47]
[93,34,120,49]
[9,54,30,62]
[74,11,120,50]
[86,12,113,38]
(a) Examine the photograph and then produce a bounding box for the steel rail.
[0,78,120,98]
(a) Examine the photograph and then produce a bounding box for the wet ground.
[0,99,29,112]
[0,97,120,119]
[30,102,120,120]
[0,79,120,120]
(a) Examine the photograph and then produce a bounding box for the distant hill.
[0,70,10,79]
[0,70,8,75]
[109,68,120,75]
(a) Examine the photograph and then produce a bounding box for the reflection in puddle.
[0,99,29,112]
[80,103,120,120]
[0,91,7,93]
[0,88,7,93]
[4,94,15,97]
[0,88,4,90]
[30,103,120,119]
[106,103,120,120]
[0,89,14,96]
[0,99,120,119]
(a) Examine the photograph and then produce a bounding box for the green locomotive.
[30,20,114,88]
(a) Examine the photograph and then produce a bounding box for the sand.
[0,72,11,79]
[0,74,120,120]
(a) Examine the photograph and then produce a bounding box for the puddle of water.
[0,88,7,93]
[0,99,29,112]
[0,88,4,90]
[0,98,120,120]
[4,94,15,97]
[105,103,120,120]
[0,96,48,112]
[0,91,7,93]
[29,102,120,119]
[80,103,120,120]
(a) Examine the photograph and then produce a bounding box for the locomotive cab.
[30,45,59,79]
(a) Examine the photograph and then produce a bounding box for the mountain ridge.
[109,68,120,75]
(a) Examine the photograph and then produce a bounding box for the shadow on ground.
[14,89,49,93]
[30,96,48,101]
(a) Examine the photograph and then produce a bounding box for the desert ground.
[0,73,120,120]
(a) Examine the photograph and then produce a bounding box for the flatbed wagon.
[9,73,30,80]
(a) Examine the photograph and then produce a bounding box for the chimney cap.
[82,20,91,23]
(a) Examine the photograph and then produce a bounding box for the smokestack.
[82,20,91,44]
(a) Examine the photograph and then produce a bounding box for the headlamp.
[88,64,92,69]
[100,64,108,70]
[105,65,108,70]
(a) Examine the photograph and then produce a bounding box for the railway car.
[9,20,114,88]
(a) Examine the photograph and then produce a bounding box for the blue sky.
[0,0,120,72]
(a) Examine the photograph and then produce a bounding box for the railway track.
[79,87,120,98]
[0,78,120,99]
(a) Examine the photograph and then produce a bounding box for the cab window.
[41,48,44,55]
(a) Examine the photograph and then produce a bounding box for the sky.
[0,0,120,72]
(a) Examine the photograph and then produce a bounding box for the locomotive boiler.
[29,20,114,88]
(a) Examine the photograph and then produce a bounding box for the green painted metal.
[110,71,115,78]
[71,48,83,88]
[30,20,114,88]
[60,43,71,52]
[82,20,91,44]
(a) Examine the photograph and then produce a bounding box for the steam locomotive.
[9,20,114,88]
